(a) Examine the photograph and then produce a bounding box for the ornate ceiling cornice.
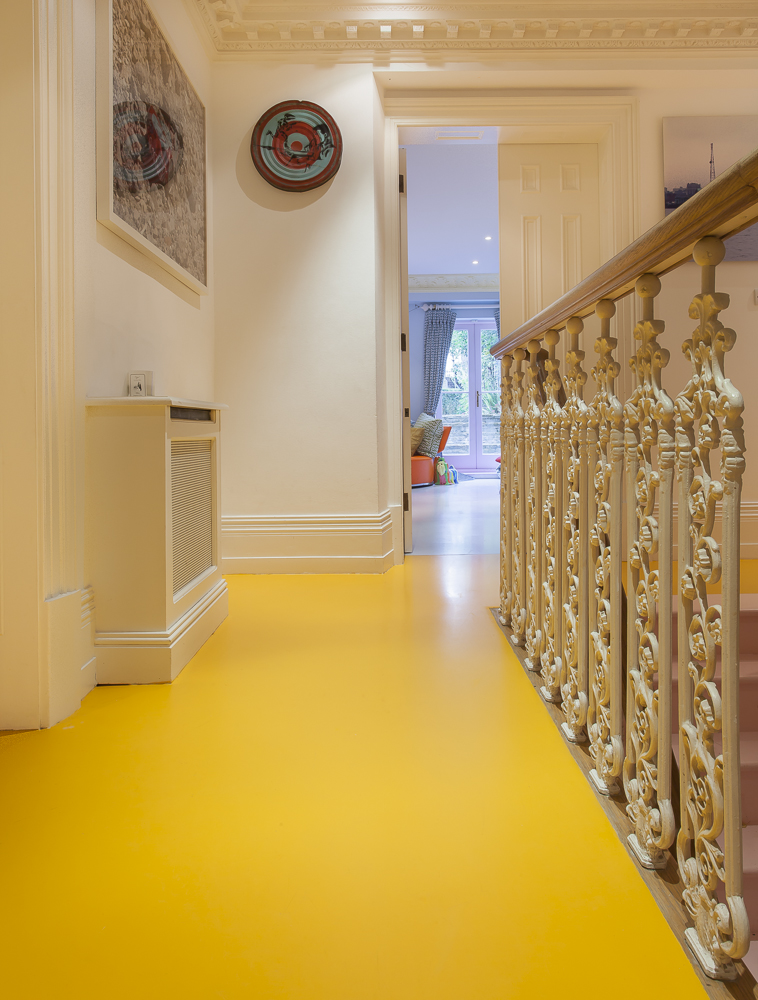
[192,2,758,55]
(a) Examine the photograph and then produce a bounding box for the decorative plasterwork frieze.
[192,3,758,54]
[409,273,499,291]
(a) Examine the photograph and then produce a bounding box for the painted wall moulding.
[221,511,395,574]
[409,273,499,292]
[192,3,758,54]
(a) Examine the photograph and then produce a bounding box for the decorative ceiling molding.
[409,273,499,291]
[192,3,758,54]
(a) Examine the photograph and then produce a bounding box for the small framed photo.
[128,371,153,396]
[96,0,208,293]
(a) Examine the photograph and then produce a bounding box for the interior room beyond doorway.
[402,128,501,555]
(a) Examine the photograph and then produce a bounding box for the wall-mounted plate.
[251,100,342,192]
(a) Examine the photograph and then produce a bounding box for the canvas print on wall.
[663,116,758,262]
[97,0,207,291]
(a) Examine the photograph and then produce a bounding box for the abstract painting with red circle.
[251,101,343,192]
[106,0,207,287]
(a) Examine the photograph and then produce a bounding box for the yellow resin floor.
[0,556,706,1000]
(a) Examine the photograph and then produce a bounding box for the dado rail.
[491,148,758,986]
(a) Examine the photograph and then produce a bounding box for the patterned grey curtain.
[494,308,500,337]
[423,307,457,416]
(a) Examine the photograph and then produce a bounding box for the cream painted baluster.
[675,237,750,979]
[510,349,527,646]
[539,330,565,704]
[560,317,589,742]
[524,339,545,670]
[499,355,514,626]
[623,274,676,869]
[587,299,624,794]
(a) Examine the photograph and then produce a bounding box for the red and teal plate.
[251,100,342,192]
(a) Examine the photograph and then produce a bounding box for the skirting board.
[95,578,229,684]
[222,510,395,574]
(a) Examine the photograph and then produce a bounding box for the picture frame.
[96,0,208,293]
[663,115,758,262]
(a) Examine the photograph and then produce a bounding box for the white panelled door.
[436,321,501,472]
[498,143,600,343]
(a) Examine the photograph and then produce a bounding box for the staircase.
[672,598,758,978]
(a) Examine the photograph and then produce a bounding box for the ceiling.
[189,2,758,55]
[399,126,499,145]
[404,143,499,277]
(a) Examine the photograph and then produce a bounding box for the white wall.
[0,0,216,729]
[210,57,758,570]
[74,0,215,403]
[0,0,45,728]
[73,0,215,709]
[633,72,758,529]
[212,62,396,572]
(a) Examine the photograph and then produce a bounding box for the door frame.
[383,95,638,564]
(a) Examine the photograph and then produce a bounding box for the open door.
[399,149,412,553]
[498,143,600,345]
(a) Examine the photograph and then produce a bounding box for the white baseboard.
[222,510,396,574]
[95,578,229,684]
[81,586,96,700]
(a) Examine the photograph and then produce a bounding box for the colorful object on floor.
[251,100,342,191]
[434,456,454,485]
[0,564,707,999]
[411,426,451,486]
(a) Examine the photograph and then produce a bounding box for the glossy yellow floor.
[0,556,706,999]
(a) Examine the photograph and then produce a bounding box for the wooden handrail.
[490,146,758,359]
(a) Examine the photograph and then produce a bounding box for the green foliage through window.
[443,330,469,391]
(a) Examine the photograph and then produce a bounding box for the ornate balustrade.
[492,147,758,984]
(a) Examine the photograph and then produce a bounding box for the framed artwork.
[97,0,207,292]
[663,116,758,262]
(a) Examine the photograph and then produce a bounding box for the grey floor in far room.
[409,478,500,555]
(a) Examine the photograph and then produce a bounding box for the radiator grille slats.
[171,440,213,596]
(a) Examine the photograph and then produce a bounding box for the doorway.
[399,130,502,554]
[386,95,637,563]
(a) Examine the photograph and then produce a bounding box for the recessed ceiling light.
[472,260,479,265]
[485,236,492,240]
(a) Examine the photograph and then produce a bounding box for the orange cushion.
[411,454,434,485]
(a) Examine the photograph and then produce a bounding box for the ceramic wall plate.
[251,100,343,192]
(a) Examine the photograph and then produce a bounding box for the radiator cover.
[171,439,213,596]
